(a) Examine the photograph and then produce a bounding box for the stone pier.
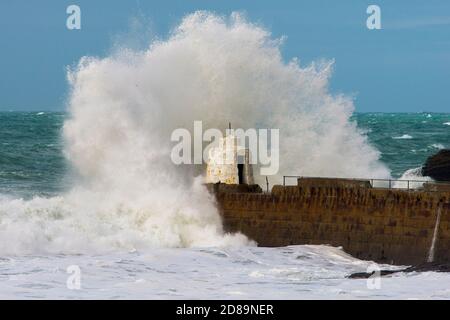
[210,178,450,265]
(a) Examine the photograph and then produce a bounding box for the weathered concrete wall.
[211,178,450,265]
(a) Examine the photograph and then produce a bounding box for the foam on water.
[2,245,450,299]
[431,143,445,150]
[393,134,413,140]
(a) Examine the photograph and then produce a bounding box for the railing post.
[408,180,410,190]
[283,176,285,186]
[389,179,391,189]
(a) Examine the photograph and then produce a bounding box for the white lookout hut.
[205,129,254,185]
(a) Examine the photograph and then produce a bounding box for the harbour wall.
[210,178,450,265]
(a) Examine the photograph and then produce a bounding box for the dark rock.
[347,262,450,279]
[348,270,399,279]
[422,149,450,182]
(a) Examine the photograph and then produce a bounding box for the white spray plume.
[0,12,390,254]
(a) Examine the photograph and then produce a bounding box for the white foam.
[444,122,450,126]
[431,143,445,150]
[393,167,433,189]
[2,245,449,299]
[393,134,413,140]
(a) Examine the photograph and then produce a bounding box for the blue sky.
[0,0,449,112]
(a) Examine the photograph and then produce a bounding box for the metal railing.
[282,175,450,191]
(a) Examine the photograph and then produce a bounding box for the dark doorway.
[237,164,244,184]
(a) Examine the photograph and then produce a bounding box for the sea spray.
[393,167,433,189]
[0,12,389,254]
[0,179,251,255]
[66,12,389,182]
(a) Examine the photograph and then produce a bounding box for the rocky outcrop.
[422,149,450,181]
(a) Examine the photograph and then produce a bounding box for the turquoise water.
[0,112,67,197]
[0,112,449,197]
[355,113,449,177]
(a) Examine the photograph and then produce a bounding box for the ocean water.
[0,111,449,299]
[355,112,450,178]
